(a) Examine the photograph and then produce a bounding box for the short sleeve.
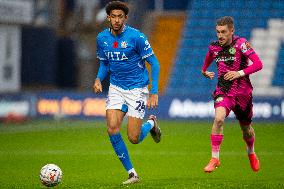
[136,33,154,59]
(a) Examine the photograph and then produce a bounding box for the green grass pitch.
[0,119,284,188]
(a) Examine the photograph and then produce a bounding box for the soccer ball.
[39,164,62,187]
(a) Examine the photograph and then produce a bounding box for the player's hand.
[224,71,241,81]
[202,70,215,80]
[93,78,102,93]
[147,94,158,109]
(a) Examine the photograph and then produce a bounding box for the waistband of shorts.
[110,83,147,91]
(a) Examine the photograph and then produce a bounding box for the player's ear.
[124,15,128,22]
[107,15,110,22]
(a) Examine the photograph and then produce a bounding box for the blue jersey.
[96,26,155,90]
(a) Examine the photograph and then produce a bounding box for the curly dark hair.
[105,1,129,16]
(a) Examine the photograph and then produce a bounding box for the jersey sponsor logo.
[121,41,127,48]
[104,51,129,61]
[241,42,251,53]
[215,56,236,62]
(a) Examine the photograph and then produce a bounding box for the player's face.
[216,25,234,46]
[108,10,127,33]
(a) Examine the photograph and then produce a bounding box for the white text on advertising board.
[37,97,106,117]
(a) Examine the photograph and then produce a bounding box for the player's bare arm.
[93,78,102,93]
[201,70,215,80]
[147,94,158,109]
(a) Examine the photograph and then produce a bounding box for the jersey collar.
[109,25,127,37]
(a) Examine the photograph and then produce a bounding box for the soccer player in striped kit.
[93,1,161,184]
[202,16,263,173]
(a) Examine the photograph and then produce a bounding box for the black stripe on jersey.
[217,75,233,93]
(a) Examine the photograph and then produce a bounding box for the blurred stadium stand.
[145,12,186,94]
[147,0,189,10]
[273,43,284,87]
[1,0,284,122]
[167,0,284,97]
[1,0,283,95]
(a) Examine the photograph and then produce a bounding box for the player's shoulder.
[97,28,110,41]
[126,26,147,39]
[235,35,248,44]
[126,26,144,35]
[233,35,251,50]
[208,40,221,53]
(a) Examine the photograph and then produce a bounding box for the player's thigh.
[105,85,127,133]
[215,107,227,120]
[214,96,234,118]
[106,109,125,127]
[233,95,253,125]
[127,116,143,143]
[125,87,149,120]
[106,85,126,111]
[124,87,148,142]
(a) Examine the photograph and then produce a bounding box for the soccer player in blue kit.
[93,1,161,185]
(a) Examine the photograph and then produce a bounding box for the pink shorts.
[214,94,253,125]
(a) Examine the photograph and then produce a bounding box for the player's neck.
[111,25,126,36]
[223,37,233,47]
[226,35,234,46]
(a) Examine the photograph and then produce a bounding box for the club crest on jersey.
[121,41,127,48]
[229,47,236,54]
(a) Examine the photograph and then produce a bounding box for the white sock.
[127,168,137,176]
[212,152,219,159]
[247,146,255,154]
[147,120,154,129]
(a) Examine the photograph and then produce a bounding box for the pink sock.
[211,134,223,159]
[244,136,255,154]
